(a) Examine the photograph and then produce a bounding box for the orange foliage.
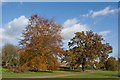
[18,15,64,71]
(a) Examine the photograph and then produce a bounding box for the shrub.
[105,57,118,71]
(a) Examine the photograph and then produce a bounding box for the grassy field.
[1,67,119,78]
[60,70,118,78]
[2,68,80,78]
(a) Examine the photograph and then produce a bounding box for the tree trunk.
[82,63,85,71]
[82,57,86,71]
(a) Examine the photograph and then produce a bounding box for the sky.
[1,2,118,58]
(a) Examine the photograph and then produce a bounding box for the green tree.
[2,43,19,68]
[105,57,118,71]
[18,15,64,71]
[63,31,112,71]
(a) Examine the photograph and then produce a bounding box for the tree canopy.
[105,57,118,71]
[2,43,19,68]
[62,31,112,71]
[18,15,64,71]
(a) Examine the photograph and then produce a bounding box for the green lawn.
[60,70,118,78]
[2,68,79,78]
[2,68,119,78]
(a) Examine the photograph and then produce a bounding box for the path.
[23,73,80,78]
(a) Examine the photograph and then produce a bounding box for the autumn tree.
[63,31,112,71]
[62,50,78,70]
[18,15,63,71]
[105,57,118,71]
[2,43,19,68]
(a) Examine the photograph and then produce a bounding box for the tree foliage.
[62,31,112,71]
[18,15,63,71]
[2,43,19,68]
[105,57,118,71]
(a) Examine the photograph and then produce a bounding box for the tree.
[63,31,112,71]
[62,50,78,70]
[2,43,19,68]
[105,57,118,71]
[18,15,63,71]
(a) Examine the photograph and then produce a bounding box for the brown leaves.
[18,14,64,71]
[63,30,112,71]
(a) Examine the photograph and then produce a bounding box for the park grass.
[60,70,118,78]
[2,68,119,78]
[2,68,80,78]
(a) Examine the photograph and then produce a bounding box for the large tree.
[18,15,63,71]
[63,31,112,71]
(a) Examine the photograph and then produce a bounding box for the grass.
[60,70,119,78]
[2,68,79,78]
[2,68,119,78]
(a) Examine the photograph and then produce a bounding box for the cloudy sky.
[1,2,118,58]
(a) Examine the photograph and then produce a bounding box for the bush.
[105,57,118,71]
[9,66,28,73]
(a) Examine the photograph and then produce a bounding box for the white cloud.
[99,30,111,37]
[63,18,77,28]
[92,7,117,18]
[0,28,13,40]
[5,16,28,37]
[7,16,28,29]
[0,28,5,39]
[62,18,89,40]
[61,18,111,49]
[82,10,93,17]
[61,18,89,49]
[1,16,28,45]
[82,6,117,18]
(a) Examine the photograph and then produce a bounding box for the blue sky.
[1,2,118,58]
